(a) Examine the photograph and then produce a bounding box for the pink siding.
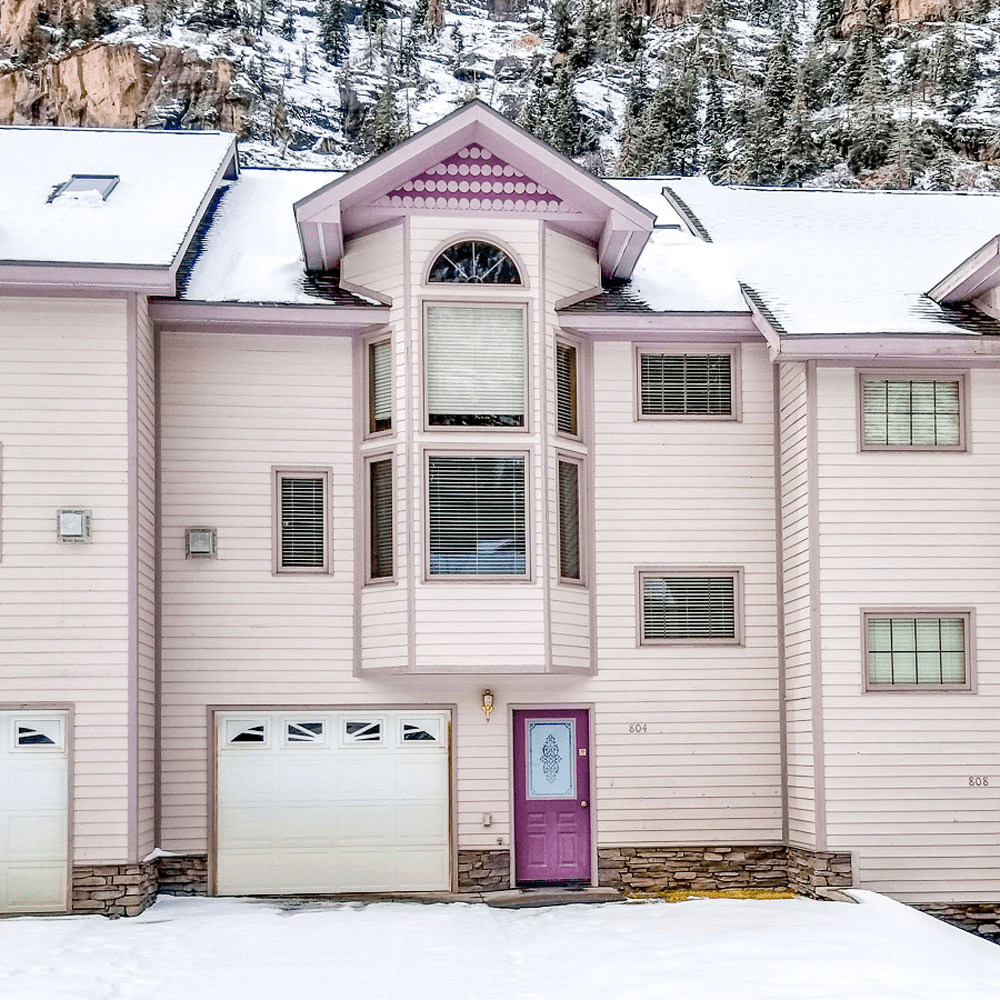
[816,364,1000,901]
[778,361,817,848]
[0,297,132,863]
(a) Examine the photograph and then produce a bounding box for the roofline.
[660,185,713,242]
[773,333,1000,362]
[149,299,390,336]
[0,262,175,294]
[928,234,1000,304]
[558,311,758,337]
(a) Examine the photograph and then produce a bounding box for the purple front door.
[512,708,591,884]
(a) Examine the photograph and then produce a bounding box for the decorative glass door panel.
[513,709,591,884]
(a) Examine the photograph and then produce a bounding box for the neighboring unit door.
[215,710,451,895]
[513,708,591,884]
[0,711,69,914]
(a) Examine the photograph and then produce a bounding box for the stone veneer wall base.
[72,854,209,917]
[457,849,511,892]
[914,903,1000,944]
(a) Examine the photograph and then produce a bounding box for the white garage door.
[0,711,69,914]
[216,710,451,895]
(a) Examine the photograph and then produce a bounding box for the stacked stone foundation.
[457,849,511,891]
[914,903,1000,943]
[72,854,209,916]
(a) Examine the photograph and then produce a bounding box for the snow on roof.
[605,178,686,229]
[0,127,236,268]
[662,177,1000,336]
[182,168,362,304]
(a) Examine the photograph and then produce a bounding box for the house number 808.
[969,776,989,787]
[628,723,648,734]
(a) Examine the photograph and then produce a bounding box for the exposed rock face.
[839,0,972,32]
[0,41,248,131]
[643,0,708,29]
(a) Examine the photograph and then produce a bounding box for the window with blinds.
[277,472,328,572]
[865,615,969,688]
[368,339,391,434]
[427,455,526,576]
[639,352,733,417]
[369,458,393,580]
[425,305,525,427]
[556,341,578,436]
[861,376,962,448]
[558,460,581,581]
[641,573,738,643]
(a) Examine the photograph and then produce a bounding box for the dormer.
[293,100,655,283]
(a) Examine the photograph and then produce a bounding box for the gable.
[294,101,653,280]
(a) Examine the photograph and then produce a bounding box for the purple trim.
[584,338,598,676]
[0,264,174,294]
[127,293,139,864]
[776,335,995,361]
[805,361,827,851]
[772,365,789,845]
[559,314,758,336]
[272,467,334,575]
[148,301,388,336]
[539,224,553,671]
[352,337,365,678]
[404,219,417,673]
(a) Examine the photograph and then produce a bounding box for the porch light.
[481,689,494,723]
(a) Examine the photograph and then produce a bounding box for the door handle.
[580,800,588,807]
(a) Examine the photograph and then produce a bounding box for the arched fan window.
[428,241,521,284]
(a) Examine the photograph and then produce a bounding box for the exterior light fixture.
[481,689,494,723]
[56,509,92,543]
[185,527,218,559]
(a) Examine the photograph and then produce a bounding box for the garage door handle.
[580,801,588,808]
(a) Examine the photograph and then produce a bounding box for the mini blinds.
[867,616,966,686]
[862,378,961,447]
[428,455,526,576]
[556,342,578,436]
[425,305,525,427]
[642,575,736,641]
[369,340,391,433]
[369,458,393,579]
[640,353,732,416]
[558,460,581,580]
[279,475,326,570]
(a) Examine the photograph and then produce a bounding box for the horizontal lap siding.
[588,340,782,845]
[778,361,817,848]
[134,297,157,859]
[159,332,356,851]
[817,364,1000,901]
[0,298,131,863]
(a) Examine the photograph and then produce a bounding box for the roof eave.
[0,262,175,295]
[928,235,1000,304]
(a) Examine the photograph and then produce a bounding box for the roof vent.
[47,174,120,203]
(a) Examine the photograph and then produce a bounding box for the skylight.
[48,174,120,203]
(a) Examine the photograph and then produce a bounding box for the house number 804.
[969,776,989,787]
[628,723,648,734]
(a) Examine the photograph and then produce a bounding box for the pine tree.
[927,145,955,190]
[411,0,429,35]
[763,26,796,132]
[814,0,841,37]
[279,1,296,39]
[221,0,240,28]
[798,44,827,111]
[551,0,573,58]
[300,41,312,81]
[616,60,650,175]
[449,22,464,66]
[201,0,221,27]
[702,73,730,181]
[569,0,598,71]
[735,88,776,184]
[548,69,588,156]
[319,0,349,65]
[518,70,551,143]
[780,100,820,185]
[362,0,387,35]
[19,14,44,63]
[372,78,401,154]
[616,0,645,64]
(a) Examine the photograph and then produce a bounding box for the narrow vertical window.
[369,458,393,580]
[556,342,578,436]
[276,472,328,572]
[558,460,581,581]
[369,339,392,434]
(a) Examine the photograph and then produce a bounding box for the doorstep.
[482,887,624,908]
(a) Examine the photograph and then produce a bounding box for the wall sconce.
[56,509,92,543]
[185,527,218,559]
[481,689,494,723]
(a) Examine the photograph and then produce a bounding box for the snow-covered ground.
[2,890,999,999]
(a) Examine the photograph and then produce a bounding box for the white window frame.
[637,567,744,646]
[421,234,528,288]
[857,370,968,452]
[273,467,332,575]
[422,300,530,433]
[423,449,532,583]
[862,609,975,693]
[364,332,393,440]
[634,343,740,422]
